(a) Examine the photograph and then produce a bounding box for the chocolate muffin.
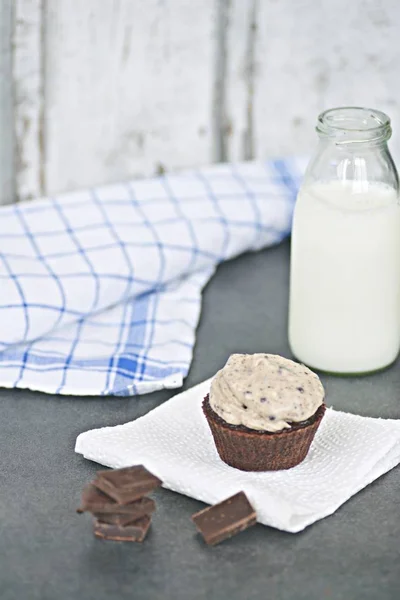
[203,353,326,471]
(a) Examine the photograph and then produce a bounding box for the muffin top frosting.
[209,353,324,432]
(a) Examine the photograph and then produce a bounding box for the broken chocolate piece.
[93,497,155,525]
[77,484,155,516]
[93,515,151,543]
[93,465,162,505]
[93,512,144,527]
[191,491,257,546]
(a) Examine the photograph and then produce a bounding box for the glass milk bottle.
[289,107,400,374]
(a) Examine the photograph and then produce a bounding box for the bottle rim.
[316,106,392,144]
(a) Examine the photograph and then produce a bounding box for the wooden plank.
[224,0,257,161]
[212,0,229,162]
[13,0,44,202]
[247,0,400,163]
[0,0,15,205]
[44,0,217,195]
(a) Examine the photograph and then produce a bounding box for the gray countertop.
[1,241,399,600]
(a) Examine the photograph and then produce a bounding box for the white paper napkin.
[75,378,400,533]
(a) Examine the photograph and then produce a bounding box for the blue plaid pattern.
[0,158,306,396]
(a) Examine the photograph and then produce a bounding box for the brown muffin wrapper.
[203,395,326,472]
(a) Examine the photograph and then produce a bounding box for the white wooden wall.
[1,0,400,205]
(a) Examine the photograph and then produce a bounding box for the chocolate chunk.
[77,484,120,514]
[93,515,151,543]
[93,465,162,505]
[93,512,145,527]
[77,484,155,516]
[191,492,257,546]
[93,497,155,525]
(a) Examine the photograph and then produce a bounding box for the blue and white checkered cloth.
[0,158,305,396]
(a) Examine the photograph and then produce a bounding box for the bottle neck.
[317,136,390,154]
[316,107,392,148]
[303,108,399,193]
